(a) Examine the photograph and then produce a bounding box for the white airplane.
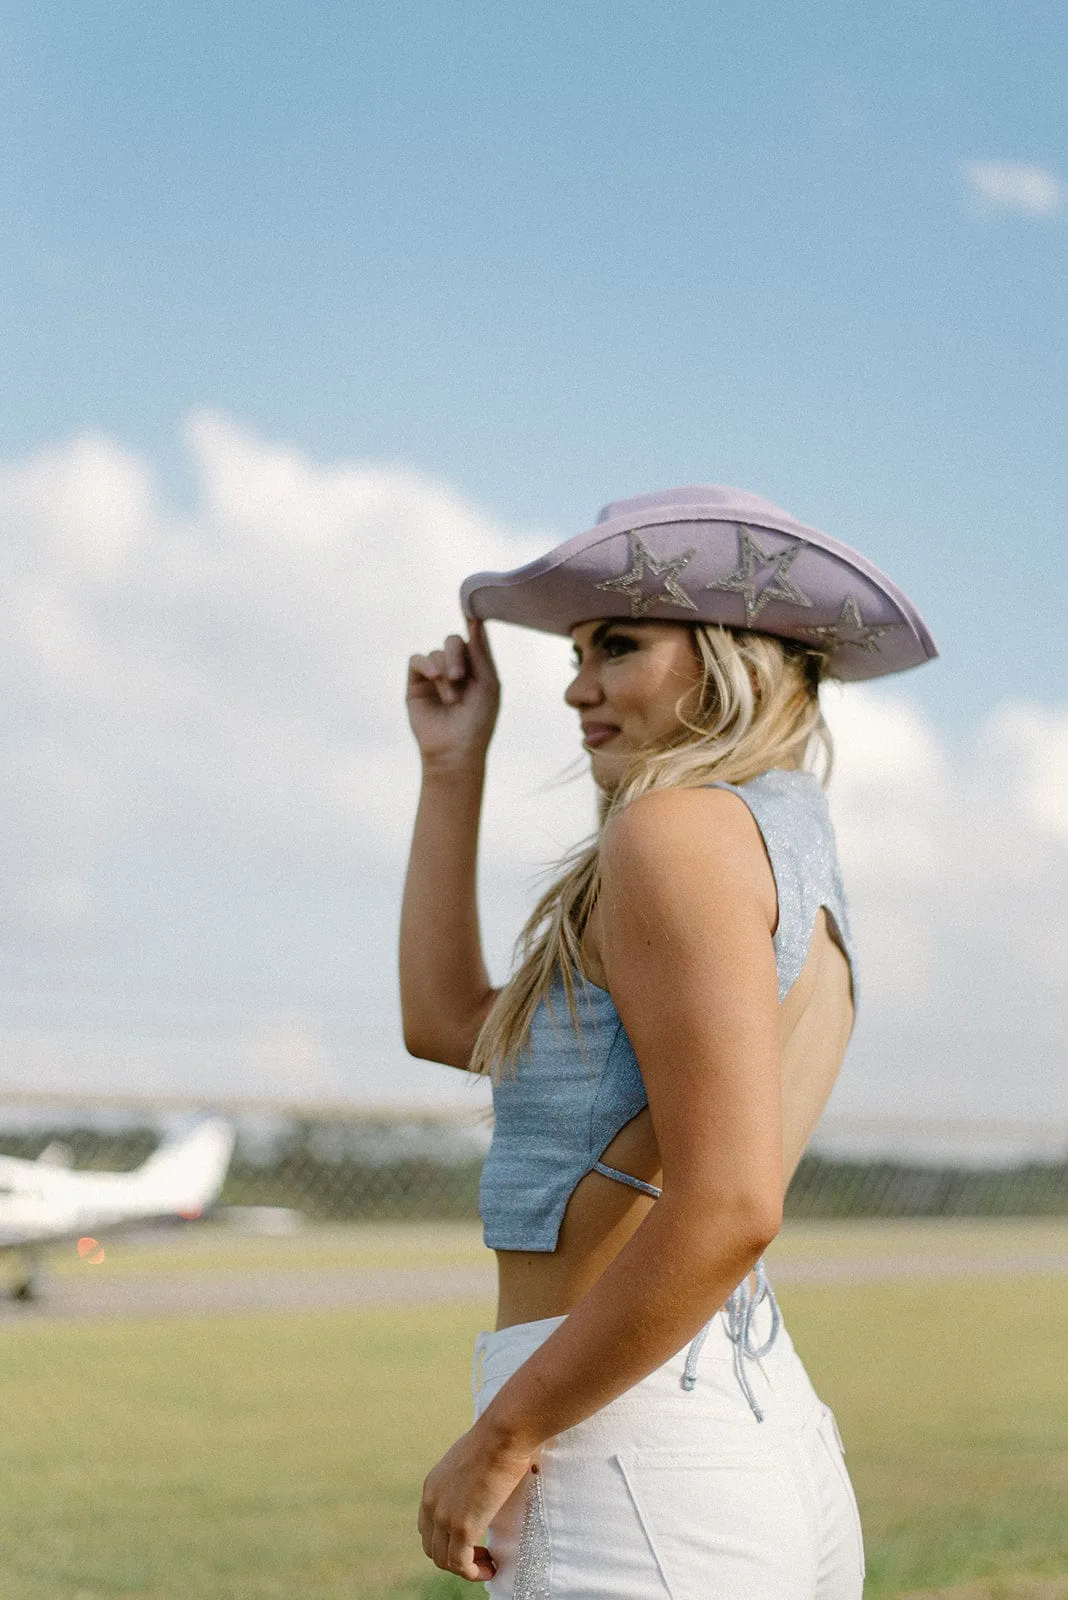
[0,1117,236,1300]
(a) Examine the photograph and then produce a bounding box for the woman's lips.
[582,723,619,749]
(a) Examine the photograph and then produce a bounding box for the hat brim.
[461,498,937,683]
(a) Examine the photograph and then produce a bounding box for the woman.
[400,485,936,1598]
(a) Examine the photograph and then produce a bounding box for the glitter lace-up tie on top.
[478,767,857,1420]
[591,1159,784,1420]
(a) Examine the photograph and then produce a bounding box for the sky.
[0,3,1064,1133]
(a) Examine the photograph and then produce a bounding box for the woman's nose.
[564,664,603,708]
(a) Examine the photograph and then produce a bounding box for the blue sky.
[0,4,1065,1119]
[2,1,1065,726]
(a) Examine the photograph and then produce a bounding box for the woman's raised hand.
[406,617,501,770]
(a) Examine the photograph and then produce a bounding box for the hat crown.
[596,484,795,528]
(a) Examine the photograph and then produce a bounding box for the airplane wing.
[0,1118,236,1249]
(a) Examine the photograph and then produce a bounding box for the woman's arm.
[419,785,783,1577]
[484,786,783,1425]
[399,620,501,1068]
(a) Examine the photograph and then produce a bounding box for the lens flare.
[77,1236,106,1264]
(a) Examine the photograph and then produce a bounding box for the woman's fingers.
[408,626,496,701]
[419,1491,496,1580]
[467,616,499,681]
[473,1543,498,1579]
[406,653,434,690]
[447,1532,491,1582]
[429,1524,449,1571]
[435,1526,491,1581]
[407,648,462,705]
[417,1485,436,1546]
[442,633,469,684]
[429,1521,473,1579]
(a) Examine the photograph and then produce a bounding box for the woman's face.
[565,619,705,791]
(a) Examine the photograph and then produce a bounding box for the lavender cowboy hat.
[461,485,937,682]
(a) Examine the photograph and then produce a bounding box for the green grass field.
[36,1219,491,1280]
[0,1222,1064,1599]
[29,1214,1066,1281]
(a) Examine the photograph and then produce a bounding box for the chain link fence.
[1,1094,1065,1222]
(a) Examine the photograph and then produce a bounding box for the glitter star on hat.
[704,526,813,626]
[797,594,903,655]
[594,532,698,618]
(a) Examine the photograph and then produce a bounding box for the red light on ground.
[76,1237,106,1265]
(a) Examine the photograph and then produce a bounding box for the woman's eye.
[603,635,638,658]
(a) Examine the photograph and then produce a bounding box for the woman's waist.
[493,1252,587,1333]
[474,1292,821,1432]
[494,1229,650,1331]
[492,1154,663,1325]
[486,1263,781,1366]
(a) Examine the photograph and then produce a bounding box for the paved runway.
[2,1249,1066,1324]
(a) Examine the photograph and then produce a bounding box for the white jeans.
[472,1307,865,1600]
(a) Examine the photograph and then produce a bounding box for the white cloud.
[985,702,1068,841]
[2,431,152,573]
[822,685,1067,1117]
[962,160,1064,217]
[0,735,106,933]
[0,417,1063,1120]
[822,686,949,887]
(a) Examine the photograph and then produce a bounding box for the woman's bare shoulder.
[600,786,776,927]
[601,785,770,867]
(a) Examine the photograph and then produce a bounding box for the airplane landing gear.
[10,1251,40,1302]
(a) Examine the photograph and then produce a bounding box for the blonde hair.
[469,624,832,1079]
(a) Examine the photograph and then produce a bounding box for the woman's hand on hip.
[406,618,500,771]
[418,1422,533,1581]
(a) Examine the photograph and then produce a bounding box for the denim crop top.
[479,768,857,1253]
